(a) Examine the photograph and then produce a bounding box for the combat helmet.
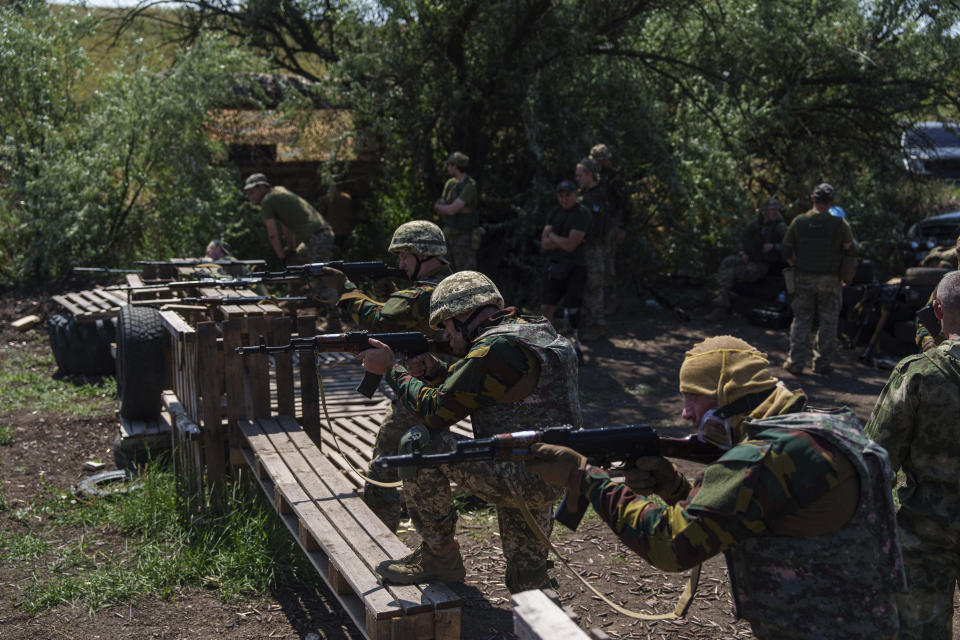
[428,271,504,330]
[388,220,447,257]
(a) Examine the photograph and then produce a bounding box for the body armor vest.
[468,318,582,439]
[725,409,905,639]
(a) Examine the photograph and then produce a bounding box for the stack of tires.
[47,313,115,376]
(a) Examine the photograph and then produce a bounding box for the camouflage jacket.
[337,265,452,335]
[741,217,788,264]
[385,310,576,432]
[583,406,903,638]
[866,339,960,533]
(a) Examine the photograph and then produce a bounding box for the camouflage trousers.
[361,400,423,533]
[443,227,476,272]
[895,517,960,640]
[787,272,842,369]
[716,256,770,298]
[403,430,561,591]
[582,242,607,336]
[291,225,339,329]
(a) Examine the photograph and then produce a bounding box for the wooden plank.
[52,294,87,317]
[245,315,271,418]
[198,322,226,493]
[12,315,41,331]
[282,416,459,610]
[240,447,369,631]
[97,288,129,307]
[272,317,295,416]
[512,590,589,640]
[65,292,99,315]
[222,317,245,453]
[238,419,402,621]
[298,315,321,444]
[77,289,116,312]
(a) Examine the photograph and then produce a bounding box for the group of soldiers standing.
[241,164,960,638]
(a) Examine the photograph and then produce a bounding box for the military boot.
[377,542,465,584]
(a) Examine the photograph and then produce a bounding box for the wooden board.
[52,288,127,321]
[512,590,590,640]
[239,416,461,639]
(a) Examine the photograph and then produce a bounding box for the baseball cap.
[589,144,611,160]
[243,173,270,191]
[556,180,577,193]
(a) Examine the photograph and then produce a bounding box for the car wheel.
[116,306,164,420]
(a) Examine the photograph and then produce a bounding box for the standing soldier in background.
[915,233,959,351]
[540,179,592,332]
[782,183,856,375]
[244,173,339,325]
[434,152,480,271]
[575,157,609,341]
[589,144,628,315]
[866,270,960,639]
[243,173,335,266]
[359,271,581,592]
[711,198,789,317]
[316,221,453,533]
[528,335,905,640]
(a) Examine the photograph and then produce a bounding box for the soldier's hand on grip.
[526,443,587,512]
[624,456,685,499]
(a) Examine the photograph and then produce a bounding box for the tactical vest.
[468,318,582,439]
[793,211,846,274]
[387,268,451,339]
[725,409,905,639]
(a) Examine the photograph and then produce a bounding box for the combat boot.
[377,542,465,584]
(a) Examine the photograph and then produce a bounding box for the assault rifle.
[73,267,141,275]
[106,261,407,292]
[132,295,306,307]
[235,330,452,398]
[374,424,723,530]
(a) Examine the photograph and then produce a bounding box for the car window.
[905,125,960,148]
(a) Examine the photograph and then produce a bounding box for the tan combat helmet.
[388,220,448,257]
[428,271,504,330]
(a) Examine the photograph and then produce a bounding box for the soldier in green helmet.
[316,220,453,532]
[358,271,582,592]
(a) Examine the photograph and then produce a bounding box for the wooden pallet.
[52,288,127,321]
[240,414,461,640]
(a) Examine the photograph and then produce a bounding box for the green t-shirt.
[545,203,592,265]
[441,176,479,229]
[261,186,328,245]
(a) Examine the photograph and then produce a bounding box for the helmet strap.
[451,307,486,343]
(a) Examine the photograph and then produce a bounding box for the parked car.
[901,121,960,179]
[902,209,960,266]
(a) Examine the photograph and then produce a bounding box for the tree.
[0,1,266,285]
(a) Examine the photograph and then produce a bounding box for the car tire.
[76,469,141,499]
[116,306,164,420]
[47,313,115,376]
[903,267,950,288]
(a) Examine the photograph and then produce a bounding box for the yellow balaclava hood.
[678,336,778,406]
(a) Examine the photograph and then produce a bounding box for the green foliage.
[0,1,265,286]
[0,335,116,417]
[11,468,322,614]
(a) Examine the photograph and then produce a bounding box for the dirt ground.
[0,284,912,639]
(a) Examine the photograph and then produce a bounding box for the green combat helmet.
[388,221,448,257]
[428,271,504,330]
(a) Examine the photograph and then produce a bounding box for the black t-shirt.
[546,203,592,265]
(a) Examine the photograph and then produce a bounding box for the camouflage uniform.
[386,310,581,591]
[579,183,609,337]
[597,167,628,315]
[866,339,960,639]
[715,215,788,306]
[338,265,454,531]
[440,176,479,271]
[783,209,855,372]
[583,404,904,640]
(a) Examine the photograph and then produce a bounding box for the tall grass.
[5,465,323,615]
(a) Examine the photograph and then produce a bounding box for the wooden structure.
[52,288,128,322]
[513,590,611,640]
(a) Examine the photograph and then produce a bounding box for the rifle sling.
[315,366,402,490]
[509,480,700,620]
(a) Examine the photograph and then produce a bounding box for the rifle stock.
[374,424,723,530]
[235,331,451,398]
